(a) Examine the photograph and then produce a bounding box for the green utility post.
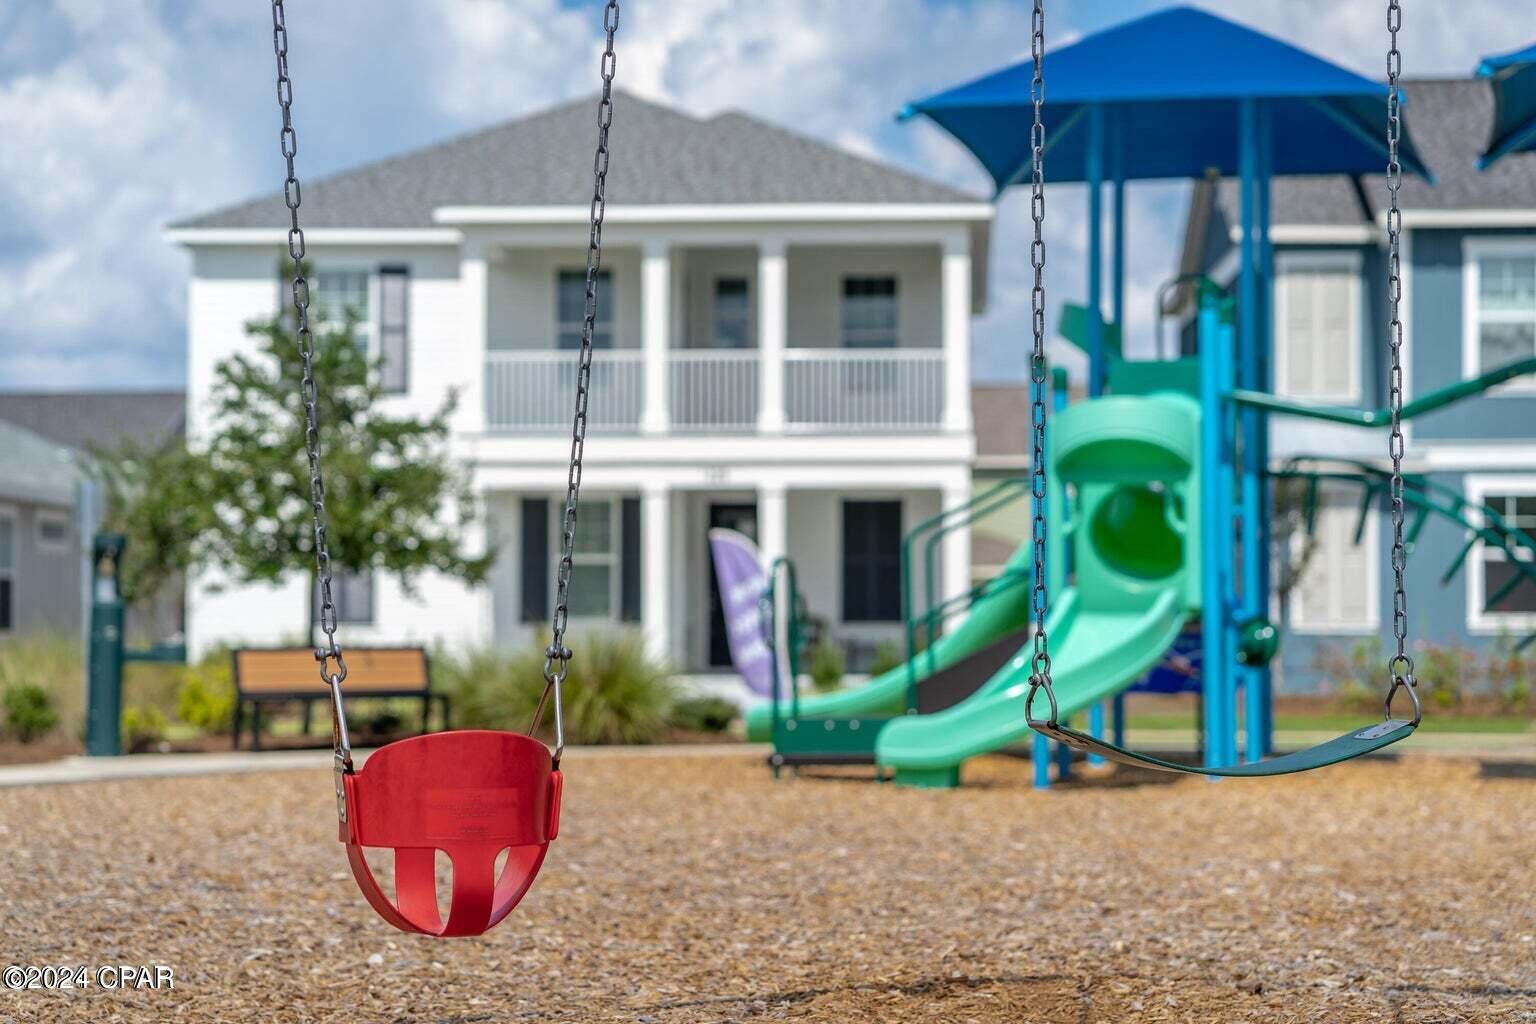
[86,533,127,757]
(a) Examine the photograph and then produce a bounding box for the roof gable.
[172,91,980,231]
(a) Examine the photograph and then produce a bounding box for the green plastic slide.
[743,544,1036,742]
[874,586,1189,786]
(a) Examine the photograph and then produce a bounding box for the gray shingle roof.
[1215,77,1536,227]
[0,420,78,506]
[0,391,185,454]
[172,92,981,231]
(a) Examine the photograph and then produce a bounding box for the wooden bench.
[230,647,450,751]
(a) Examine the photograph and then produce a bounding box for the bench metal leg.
[232,699,244,751]
[302,699,313,737]
[251,702,263,752]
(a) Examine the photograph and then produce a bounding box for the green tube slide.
[743,543,1036,742]
[875,393,1204,786]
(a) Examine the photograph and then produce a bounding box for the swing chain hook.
[270,0,352,785]
[1025,0,1058,730]
[537,0,621,770]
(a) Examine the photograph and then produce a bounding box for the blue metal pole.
[1256,101,1276,758]
[1198,289,1225,773]
[1238,97,1264,764]
[1217,302,1240,769]
[1112,692,1126,746]
[1087,103,1106,397]
[1033,732,1052,789]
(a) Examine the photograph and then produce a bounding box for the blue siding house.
[1180,77,1536,694]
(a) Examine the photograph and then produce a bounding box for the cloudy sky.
[0,0,1522,390]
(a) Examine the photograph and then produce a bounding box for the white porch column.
[641,483,671,656]
[641,240,671,434]
[458,238,490,434]
[757,238,788,432]
[757,482,787,564]
[940,481,972,618]
[941,232,973,434]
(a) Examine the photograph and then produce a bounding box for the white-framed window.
[0,507,15,632]
[312,269,372,344]
[557,269,614,350]
[1288,481,1379,633]
[840,276,898,349]
[36,510,71,553]
[1465,475,1536,634]
[1274,252,1362,403]
[564,498,618,618]
[1463,238,1536,391]
[313,569,375,627]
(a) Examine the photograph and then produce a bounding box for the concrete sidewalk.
[0,742,769,789]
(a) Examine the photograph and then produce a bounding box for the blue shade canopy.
[901,6,1431,191]
[1476,43,1536,169]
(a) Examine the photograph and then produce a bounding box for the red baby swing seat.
[340,731,563,937]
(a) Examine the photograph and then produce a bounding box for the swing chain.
[1024,0,1057,729]
[1383,0,1419,724]
[537,0,621,766]
[270,0,353,776]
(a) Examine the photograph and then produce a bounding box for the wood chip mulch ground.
[1,752,1533,1023]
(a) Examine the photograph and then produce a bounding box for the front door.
[708,502,758,668]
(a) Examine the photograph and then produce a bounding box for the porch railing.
[484,350,643,432]
[668,350,760,431]
[784,348,945,431]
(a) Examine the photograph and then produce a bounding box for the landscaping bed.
[1,751,1531,1022]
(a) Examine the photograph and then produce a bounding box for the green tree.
[87,437,215,605]
[199,280,491,594]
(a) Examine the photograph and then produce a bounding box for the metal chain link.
[270,0,352,777]
[1025,0,1057,726]
[1383,0,1417,718]
[534,0,621,766]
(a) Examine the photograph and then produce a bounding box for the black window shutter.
[521,499,549,624]
[379,266,409,393]
[621,497,642,623]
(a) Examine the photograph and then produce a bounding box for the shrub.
[867,640,906,678]
[0,634,83,737]
[670,695,737,734]
[121,705,168,753]
[440,632,675,745]
[1419,643,1470,710]
[808,639,845,694]
[2,683,60,743]
[1487,633,1533,714]
[176,652,237,734]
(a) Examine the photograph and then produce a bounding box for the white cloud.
[0,0,1525,389]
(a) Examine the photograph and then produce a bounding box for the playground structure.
[747,7,1536,788]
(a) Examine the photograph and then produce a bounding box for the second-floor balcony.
[465,233,976,439]
[484,347,947,433]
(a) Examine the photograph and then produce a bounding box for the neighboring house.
[167,92,992,678]
[0,390,188,641]
[1178,76,1536,690]
[0,421,81,637]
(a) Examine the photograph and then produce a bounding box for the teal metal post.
[1217,302,1240,768]
[1087,103,1106,397]
[1238,97,1266,764]
[1255,101,1276,757]
[85,534,127,757]
[1198,289,1237,772]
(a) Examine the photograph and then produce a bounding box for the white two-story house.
[167,92,992,677]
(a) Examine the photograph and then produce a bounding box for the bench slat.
[235,648,430,694]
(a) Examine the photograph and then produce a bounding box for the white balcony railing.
[484,347,945,434]
[784,348,945,431]
[484,350,643,432]
[668,350,760,431]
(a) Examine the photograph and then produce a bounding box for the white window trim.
[1286,483,1380,635]
[35,510,71,553]
[0,504,15,633]
[1463,473,1536,635]
[1273,250,1364,404]
[1461,236,1536,395]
